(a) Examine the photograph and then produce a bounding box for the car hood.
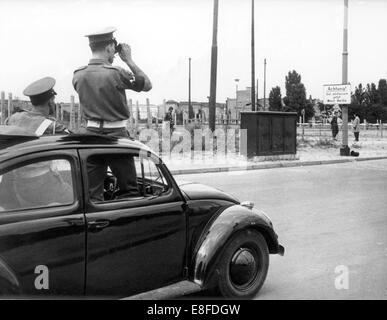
[178,181,239,204]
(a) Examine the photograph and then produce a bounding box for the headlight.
[240,201,254,209]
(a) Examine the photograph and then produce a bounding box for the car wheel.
[215,229,269,299]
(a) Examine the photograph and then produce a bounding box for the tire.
[215,229,269,299]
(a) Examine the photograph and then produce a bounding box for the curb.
[123,281,201,300]
[170,155,387,176]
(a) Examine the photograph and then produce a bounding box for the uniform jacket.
[6,110,68,135]
[72,59,145,122]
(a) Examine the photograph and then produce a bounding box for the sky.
[0,0,386,105]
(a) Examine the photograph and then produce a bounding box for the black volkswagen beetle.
[0,132,284,299]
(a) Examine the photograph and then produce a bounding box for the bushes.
[348,104,387,123]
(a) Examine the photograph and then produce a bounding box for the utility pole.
[340,0,350,156]
[70,95,75,131]
[60,103,64,121]
[0,92,5,124]
[235,79,239,122]
[263,58,267,111]
[8,93,12,119]
[128,99,134,130]
[256,78,259,110]
[77,102,82,130]
[188,57,194,120]
[135,101,139,128]
[146,98,151,128]
[209,0,219,132]
[251,0,256,111]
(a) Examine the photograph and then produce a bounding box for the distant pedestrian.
[164,107,174,133]
[352,113,360,142]
[330,112,339,140]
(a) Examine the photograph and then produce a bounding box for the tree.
[283,70,307,117]
[364,104,387,123]
[378,79,387,106]
[303,95,315,121]
[349,103,365,122]
[366,83,379,105]
[349,79,387,123]
[353,83,366,105]
[268,86,282,111]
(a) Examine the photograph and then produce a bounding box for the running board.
[122,281,202,300]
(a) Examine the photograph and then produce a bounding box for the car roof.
[0,134,152,163]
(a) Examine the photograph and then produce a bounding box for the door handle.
[88,220,110,232]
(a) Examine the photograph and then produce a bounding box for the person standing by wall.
[330,112,339,140]
[164,106,174,134]
[352,112,360,142]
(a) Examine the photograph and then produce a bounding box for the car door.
[79,148,187,297]
[0,150,86,296]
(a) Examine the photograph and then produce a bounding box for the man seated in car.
[0,160,73,211]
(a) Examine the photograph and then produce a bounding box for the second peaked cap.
[85,26,117,44]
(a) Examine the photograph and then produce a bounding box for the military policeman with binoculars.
[72,27,152,201]
[73,26,152,131]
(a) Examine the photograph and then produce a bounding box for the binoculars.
[113,38,122,54]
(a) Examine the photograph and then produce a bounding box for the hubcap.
[229,247,258,288]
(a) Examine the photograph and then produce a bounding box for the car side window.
[135,156,169,197]
[86,152,170,203]
[0,159,75,212]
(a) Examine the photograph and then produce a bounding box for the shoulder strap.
[35,119,53,136]
[73,65,87,74]
[103,65,121,71]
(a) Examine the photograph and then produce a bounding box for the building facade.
[226,87,269,122]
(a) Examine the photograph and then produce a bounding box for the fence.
[2,89,386,141]
[297,122,386,140]
[1,91,233,133]
[0,92,156,132]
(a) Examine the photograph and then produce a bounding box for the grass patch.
[297,137,339,149]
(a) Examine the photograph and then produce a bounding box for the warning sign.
[323,84,351,105]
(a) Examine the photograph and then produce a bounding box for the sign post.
[340,0,350,156]
[323,84,351,105]
[323,83,351,155]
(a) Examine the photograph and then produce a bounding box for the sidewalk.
[163,138,387,176]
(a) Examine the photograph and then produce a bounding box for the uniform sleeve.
[55,121,70,134]
[46,119,70,135]
[118,68,145,92]
[72,66,87,91]
[72,75,78,91]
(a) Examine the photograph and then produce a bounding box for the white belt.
[87,120,128,129]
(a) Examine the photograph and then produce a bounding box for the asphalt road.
[175,159,387,300]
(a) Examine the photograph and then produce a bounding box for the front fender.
[191,204,280,288]
[0,257,21,295]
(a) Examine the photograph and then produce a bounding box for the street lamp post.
[209,0,219,132]
[263,58,267,111]
[340,0,350,156]
[256,78,259,110]
[235,78,239,124]
[188,57,194,121]
[251,0,256,112]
